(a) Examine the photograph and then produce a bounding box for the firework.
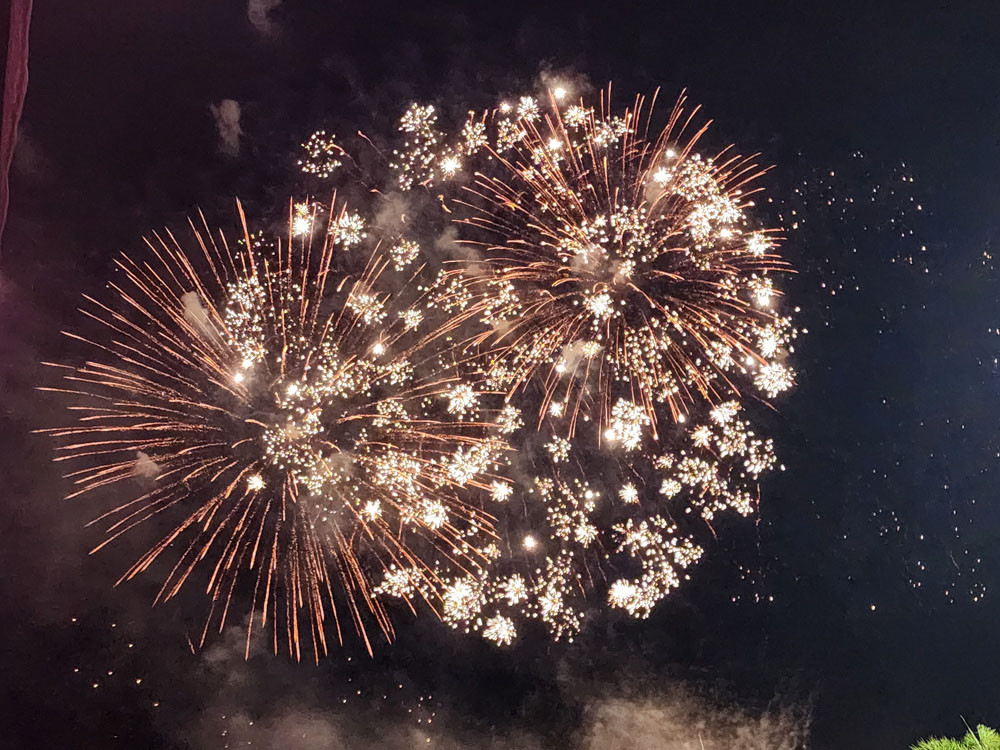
[382,86,798,644]
[406,89,797,438]
[44,84,802,659]
[41,200,509,660]
[298,130,344,179]
[406,397,774,643]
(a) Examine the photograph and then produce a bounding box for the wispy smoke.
[11,128,49,182]
[180,624,811,750]
[247,0,283,36]
[132,451,160,480]
[580,691,811,750]
[188,681,810,749]
[181,291,215,338]
[210,99,243,157]
[435,225,481,263]
[373,192,413,237]
[558,338,594,373]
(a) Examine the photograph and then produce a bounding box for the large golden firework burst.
[41,200,510,660]
[379,86,798,644]
[414,89,796,438]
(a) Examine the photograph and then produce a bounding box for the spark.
[755,362,795,397]
[604,399,650,451]
[491,481,513,503]
[439,155,461,177]
[619,483,639,504]
[482,614,516,645]
[292,202,313,236]
[445,383,478,417]
[390,239,421,271]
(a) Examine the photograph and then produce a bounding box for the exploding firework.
[297,130,344,179]
[381,85,798,644]
[41,200,509,660]
[407,88,796,438]
[396,397,776,644]
[44,82,802,659]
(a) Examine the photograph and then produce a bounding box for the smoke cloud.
[181,290,216,339]
[132,451,160,480]
[210,99,243,157]
[247,0,283,36]
[180,623,811,750]
[580,691,811,750]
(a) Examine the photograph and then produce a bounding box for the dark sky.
[4,1,1000,748]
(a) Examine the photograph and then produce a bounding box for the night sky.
[4,2,1000,748]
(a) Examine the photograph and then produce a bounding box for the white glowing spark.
[332,212,367,248]
[483,614,516,646]
[517,96,540,121]
[755,362,794,397]
[746,232,770,257]
[422,501,448,530]
[445,383,478,417]
[710,401,739,425]
[498,404,523,434]
[608,580,640,610]
[546,436,571,463]
[442,579,482,623]
[619,483,639,504]
[399,308,423,330]
[751,279,774,310]
[502,574,528,604]
[563,104,591,127]
[297,131,342,178]
[660,478,682,498]
[604,399,650,451]
[692,425,713,448]
[440,154,461,177]
[584,291,615,321]
[390,239,420,270]
[291,203,313,236]
[491,481,513,503]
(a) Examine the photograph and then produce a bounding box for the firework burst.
[41,200,509,660]
[381,85,799,644]
[416,88,796,437]
[408,397,775,644]
[43,83,802,658]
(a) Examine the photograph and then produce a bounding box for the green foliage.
[911,725,1000,750]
